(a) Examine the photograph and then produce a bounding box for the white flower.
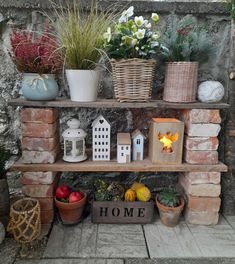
[151,13,159,23]
[103,27,112,42]
[146,23,152,29]
[152,32,160,40]
[131,38,137,46]
[134,16,144,27]
[135,29,146,39]
[118,6,134,23]
[135,46,139,51]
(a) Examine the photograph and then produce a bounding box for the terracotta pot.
[156,197,185,227]
[55,193,87,224]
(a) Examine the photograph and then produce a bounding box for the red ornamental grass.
[10,29,63,74]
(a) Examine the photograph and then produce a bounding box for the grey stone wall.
[0,1,232,211]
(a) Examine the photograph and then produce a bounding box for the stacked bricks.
[20,108,60,225]
[180,109,222,225]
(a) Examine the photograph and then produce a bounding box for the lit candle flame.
[158,132,179,153]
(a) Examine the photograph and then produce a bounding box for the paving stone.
[185,123,221,137]
[21,108,58,124]
[184,209,219,225]
[187,195,221,212]
[22,122,58,138]
[0,238,20,264]
[184,172,221,185]
[182,109,221,124]
[16,260,124,264]
[22,136,59,151]
[184,136,219,151]
[184,150,219,165]
[21,172,58,185]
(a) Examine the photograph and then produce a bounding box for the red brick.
[184,172,221,185]
[186,123,221,137]
[22,178,57,198]
[21,108,58,124]
[22,145,59,164]
[21,172,58,185]
[22,122,58,138]
[179,175,221,197]
[184,150,218,164]
[187,195,221,212]
[185,136,219,151]
[22,136,59,151]
[37,198,54,211]
[40,210,54,224]
[182,109,221,124]
[184,209,219,225]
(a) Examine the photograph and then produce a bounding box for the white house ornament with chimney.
[132,129,146,161]
[92,115,111,161]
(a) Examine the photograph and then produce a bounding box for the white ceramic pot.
[66,70,100,102]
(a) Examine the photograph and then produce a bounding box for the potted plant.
[51,1,115,102]
[10,28,62,101]
[162,15,214,103]
[55,184,87,224]
[103,6,166,102]
[0,145,10,228]
[156,188,185,227]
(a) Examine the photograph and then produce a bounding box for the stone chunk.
[22,136,59,151]
[21,108,58,124]
[179,175,221,197]
[184,172,221,185]
[22,122,58,138]
[21,172,57,185]
[22,146,59,164]
[185,136,219,151]
[186,123,221,137]
[182,109,221,124]
[184,209,219,225]
[187,195,221,212]
[184,150,218,165]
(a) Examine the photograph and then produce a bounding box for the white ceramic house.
[92,115,111,161]
[132,129,145,161]
[117,133,131,163]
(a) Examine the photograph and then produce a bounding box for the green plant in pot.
[51,0,115,102]
[162,15,214,103]
[156,188,185,227]
[9,28,62,101]
[0,145,10,228]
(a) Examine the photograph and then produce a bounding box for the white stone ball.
[0,222,5,245]
[198,81,225,103]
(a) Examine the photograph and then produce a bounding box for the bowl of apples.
[55,184,87,224]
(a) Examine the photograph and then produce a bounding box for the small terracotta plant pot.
[55,193,87,225]
[156,197,185,227]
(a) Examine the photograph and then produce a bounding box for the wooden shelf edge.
[8,98,230,109]
[10,158,228,172]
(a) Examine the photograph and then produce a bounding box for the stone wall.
[0,1,233,213]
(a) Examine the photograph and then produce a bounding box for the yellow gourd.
[136,186,151,202]
[131,182,145,191]
[124,189,136,202]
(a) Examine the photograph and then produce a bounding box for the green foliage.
[162,15,214,64]
[103,6,166,59]
[94,180,124,201]
[49,0,116,69]
[0,145,10,178]
[158,188,181,208]
[224,0,235,20]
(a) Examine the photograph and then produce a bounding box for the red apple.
[55,185,70,200]
[69,192,84,203]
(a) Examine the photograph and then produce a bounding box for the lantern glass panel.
[76,140,83,156]
[65,140,72,156]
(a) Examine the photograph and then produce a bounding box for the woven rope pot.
[111,58,156,102]
[7,198,41,244]
[163,62,198,103]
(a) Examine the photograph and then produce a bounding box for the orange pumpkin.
[124,189,136,202]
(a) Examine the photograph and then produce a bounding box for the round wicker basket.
[7,198,41,244]
[111,58,156,102]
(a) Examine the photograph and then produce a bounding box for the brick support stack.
[20,108,60,226]
[180,109,222,225]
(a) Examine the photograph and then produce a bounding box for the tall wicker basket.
[111,58,156,102]
[7,198,41,244]
[163,62,198,103]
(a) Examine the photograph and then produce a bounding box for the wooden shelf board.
[8,98,230,109]
[10,157,228,172]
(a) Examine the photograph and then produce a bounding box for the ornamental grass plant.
[49,0,117,70]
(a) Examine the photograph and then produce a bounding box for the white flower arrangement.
[103,6,164,59]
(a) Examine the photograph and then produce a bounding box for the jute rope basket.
[7,198,41,244]
[111,58,156,102]
[163,62,198,103]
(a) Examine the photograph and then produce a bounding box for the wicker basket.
[7,198,41,244]
[111,58,156,102]
[163,62,198,103]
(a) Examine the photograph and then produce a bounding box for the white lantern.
[62,119,87,162]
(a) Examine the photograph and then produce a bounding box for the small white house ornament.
[198,81,225,103]
[92,115,111,161]
[117,133,131,163]
[132,129,145,161]
[62,118,87,162]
